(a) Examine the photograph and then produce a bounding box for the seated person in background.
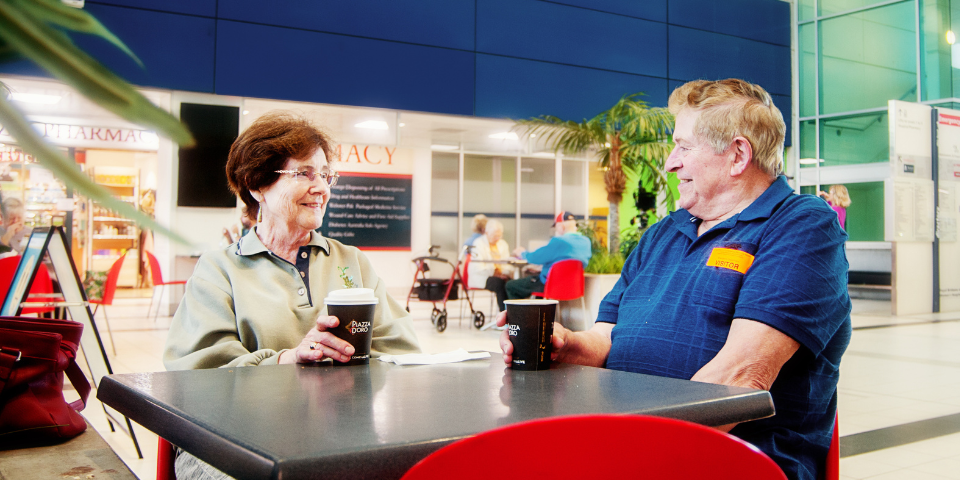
[505,211,591,301]
[0,197,28,254]
[467,219,514,312]
[463,214,488,247]
[498,79,851,480]
[221,205,256,245]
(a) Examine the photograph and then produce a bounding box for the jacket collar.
[236,227,331,256]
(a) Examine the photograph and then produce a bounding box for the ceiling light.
[949,30,956,45]
[799,158,824,165]
[355,120,389,130]
[243,110,249,115]
[529,133,537,138]
[431,144,459,151]
[9,93,62,105]
[399,123,405,127]
[489,132,518,140]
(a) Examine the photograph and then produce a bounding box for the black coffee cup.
[325,289,378,366]
[504,299,558,371]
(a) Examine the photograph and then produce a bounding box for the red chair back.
[146,250,165,286]
[542,258,584,301]
[823,412,839,480]
[95,253,127,306]
[0,255,55,315]
[401,414,787,480]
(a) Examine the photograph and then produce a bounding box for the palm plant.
[515,93,674,253]
[0,0,192,243]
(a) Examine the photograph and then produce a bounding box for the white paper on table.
[378,348,490,365]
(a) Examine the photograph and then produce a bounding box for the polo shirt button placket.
[297,288,305,296]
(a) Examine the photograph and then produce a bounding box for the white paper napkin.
[378,348,491,365]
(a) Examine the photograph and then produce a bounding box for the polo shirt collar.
[668,175,793,237]
[237,227,331,256]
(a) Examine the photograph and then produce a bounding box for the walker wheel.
[473,311,485,329]
[431,307,441,324]
[436,311,448,332]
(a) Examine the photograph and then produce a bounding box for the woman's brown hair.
[225,111,336,221]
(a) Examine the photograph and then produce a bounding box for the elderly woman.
[467,219,513,312]
[163,111,421,371]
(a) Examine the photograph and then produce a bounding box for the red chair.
[400,414,787,480]
[0,255,57,316]
[157,437,176,480]
[531,258,586,324]
[145,251,186,322]
[823,412,839,480]
[88,253,125,355]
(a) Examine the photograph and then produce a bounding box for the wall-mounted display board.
[936,108,960,311]
[0,227,142,458]
[320,173,412,250]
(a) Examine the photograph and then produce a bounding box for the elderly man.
[505,211,591,301]
[498,79,850,480]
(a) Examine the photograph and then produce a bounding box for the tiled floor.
[75,290,960,479]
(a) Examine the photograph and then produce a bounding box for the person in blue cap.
[504,211,591,301]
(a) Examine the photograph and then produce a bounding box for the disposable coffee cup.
[324,288,378,366]
[504,299,558,371]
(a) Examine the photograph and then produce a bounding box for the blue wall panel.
[88,0,216,17]
[540,0,666,22]
[476,55,668,121]
[669,0,789,46]
[75,4,216,92]
[668,26,790,96]
[478,0,666,77]
[771,93,792,147]
[218,0,475,50]
[215,22,474,115]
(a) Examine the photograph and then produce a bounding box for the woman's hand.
[278,315,355,364]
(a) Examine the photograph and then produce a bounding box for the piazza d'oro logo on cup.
[347,320,371,335]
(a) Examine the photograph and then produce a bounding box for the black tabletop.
[97,357,773,480]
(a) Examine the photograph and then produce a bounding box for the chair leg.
[148,285,160,322]
[98,307,117,356]
[153,285,166,323]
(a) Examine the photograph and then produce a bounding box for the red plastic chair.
[0,255,57,316]
[400,414,787,480]
[157,437,176,480]
[88,253,125,355]
[531,258,586,324]
[145,251,186,322]
[823,412,839,480]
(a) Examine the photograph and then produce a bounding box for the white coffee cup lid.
[325,288,379,305]
[504,299,559,305]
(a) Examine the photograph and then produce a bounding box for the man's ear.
[729,137,754,177]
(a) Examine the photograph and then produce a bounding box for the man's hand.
[496,310,612,368]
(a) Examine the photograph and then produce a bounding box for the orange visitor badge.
[706,247,754,274]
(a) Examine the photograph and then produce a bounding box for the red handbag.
[0,316,91,445]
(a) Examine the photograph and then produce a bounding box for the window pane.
[920,0,951,101]
[800,23,817,118]
[842,181,884,241]
[820,2,916,114]
[431,152,458,213]
[799,0,815,22]
[519,157,555,252]
[560,159,587,218]
[819,0,904,17]
[820,112,889,166]
[463,154,517,248]
[430,215,459,265]
[799,120,818,168]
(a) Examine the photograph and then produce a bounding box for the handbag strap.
[64,356,91,411]
[0,347,21,397]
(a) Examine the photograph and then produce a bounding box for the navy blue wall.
[3,0,791,140]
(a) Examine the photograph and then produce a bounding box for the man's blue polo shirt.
[598,176,851,480]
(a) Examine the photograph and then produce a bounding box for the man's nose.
[665,149,680,173]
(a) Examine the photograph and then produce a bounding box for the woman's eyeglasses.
[274,168,339,186]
